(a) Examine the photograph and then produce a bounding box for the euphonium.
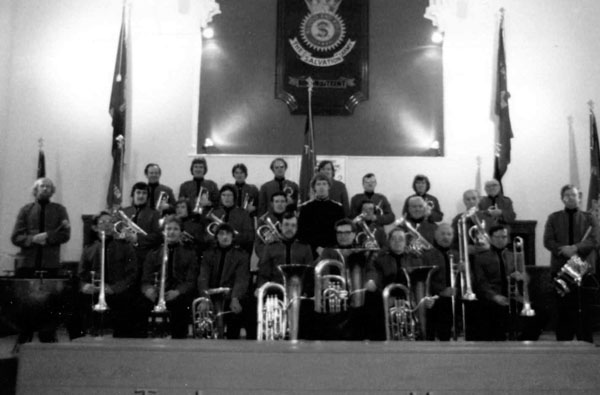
[113,210,149,239]
[155,191,168,211]
[314,259,348,314]
[392,217,432,254]
[256,217,283,244]
[352,214,379,250]
[192,287,231,339]
[193,187,208,214]
[92,230,109,313]
[257,282,287,341]
[153,231,168,314]
[457,212,477,301]
[509,236,535,317]
[383,269,417,340]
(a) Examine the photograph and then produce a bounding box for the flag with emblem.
[493,12,513,192]
[106,4,128,210]
[299,78,316,204]
[587,105,600,210]
[37,138,46,179]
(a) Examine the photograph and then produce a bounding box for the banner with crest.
[276,0,369,115]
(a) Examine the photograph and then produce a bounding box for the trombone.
[153,231,168,314]
[91,230,109,313]
[509,236,535,317]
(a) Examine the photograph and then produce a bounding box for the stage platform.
[12,338,600,394]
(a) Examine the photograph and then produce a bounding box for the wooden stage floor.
[4,336,600,394]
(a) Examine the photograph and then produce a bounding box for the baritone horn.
[192,287,231,339]
[314,259,348,314]
[352,214,380,250]
[510,236,535,317]
[113,210,149,239]
[383,282,417,341]
[256,217,283,244]
[392,217,432,254]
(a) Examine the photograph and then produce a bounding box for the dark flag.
[106,5,128,210]
[37,138,46,179]
[493,11,513,191]
[299,79,316,204]
[587,106,600,210]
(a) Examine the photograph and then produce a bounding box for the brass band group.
[9,156,599,343]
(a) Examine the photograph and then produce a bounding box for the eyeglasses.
[336,231,354,235]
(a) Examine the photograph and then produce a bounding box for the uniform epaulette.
[330,199,342,207]
[298,200,311,207]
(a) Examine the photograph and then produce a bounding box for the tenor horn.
[206,211,239,237]
[113,210,149,239]
[352,214,380,250]
[192,287,231,339]
[256,217,283,244]
[314,259,348,314]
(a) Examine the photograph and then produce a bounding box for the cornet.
[206,211,239,237]
[392,217,432,254]
[242,193,254,210]
[256,217,283,244]
[193,187,208,214]
[155,191,168,211]
[113,210,149,239]
[283,185,294,200]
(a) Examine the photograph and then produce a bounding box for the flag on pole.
[493,10,513,192]
[587,104,600,210]
[106,3,128,210]
[299,78,316,204]
[568,116,581,187]
[37,138,46,179]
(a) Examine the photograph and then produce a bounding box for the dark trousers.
[142,293,192,339]
[556,287,593,342]
[426,297,453,341]
[478,300,509,341]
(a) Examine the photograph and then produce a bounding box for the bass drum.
[0,275,76,338]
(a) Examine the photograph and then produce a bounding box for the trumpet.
[192,287,231,339]
[92,230,109,313]
[510,237,535,317]
[153,231,168,314]
[352,214,380,250]
[206,211,239,237]
[193,187,208,214]
[113,210,149,239]
[314,259,348,314]
[257,282,287,340]
[393,217,432,254]
[256,217,283,244]
[155,191,168,211]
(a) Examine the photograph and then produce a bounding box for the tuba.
[257,282,287,340]
[256,217,283,244]
[92,231,109,313]
[192,287,231,339]
[314,259,349,314]
[393,217,432,254]
[352,214,380,250]
[113,210,149,240]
